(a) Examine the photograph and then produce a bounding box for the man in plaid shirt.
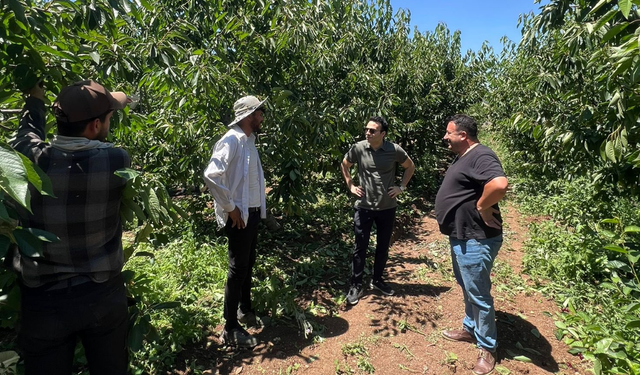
[10,80,131,374]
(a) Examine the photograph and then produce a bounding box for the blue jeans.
[449,235,502,352]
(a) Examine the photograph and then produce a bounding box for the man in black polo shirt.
[435,114,508,375]
[340,116,415,305]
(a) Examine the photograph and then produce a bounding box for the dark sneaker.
[370,279,395,296]
[221,327,258,348]
[346,284,364,305]
[237,308,257,327]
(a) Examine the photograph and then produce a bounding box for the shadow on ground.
[496,311,559,373]
[340,283,450,338]
[173,314,349,375]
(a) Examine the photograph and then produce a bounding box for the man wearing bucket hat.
[10,80,132,374]
[204,95,267,348]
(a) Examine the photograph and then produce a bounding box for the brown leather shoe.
[473,348,496,375]
[441,329,476,343]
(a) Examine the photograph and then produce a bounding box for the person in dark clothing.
[435,114,508,375]
[11,80,132,375]
[341,116,415,305]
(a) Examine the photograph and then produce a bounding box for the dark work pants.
[351,207,396,285]
[223,211,260,330]
[18,274,128,375]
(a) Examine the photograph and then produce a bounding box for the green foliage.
[0,0,487,371]
[1,0,483,214]
[551,217,640,375]
[0,141,56,328]
[485,0,640,192]
[482,2,640,374]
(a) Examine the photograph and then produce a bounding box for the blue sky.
[389,0,549,53]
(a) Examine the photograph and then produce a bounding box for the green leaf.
[594,338,613,354]
[604,245,627,254]
[8,0,27,26]
[625,302,640,313]
[624,225,640,233]
[506,350,532,362]
[16,152,54,197]
[568,347,584,355]
[121,0,131,13]
[121,270,135,283]
[134,251,154,259]
[128,321,144,352]
[608,260,628,269]
[0,202,11,223]
[145,187,162,224]
[602,23,630,43]
[150,301,180,310]
[605,140,617,162]
[0,236,11,258]
[89,51,100,64]
[115,168,140,182]
[628,250,640,264]
[123,199,145,223]
[619,0,632,19]
[554,329,564,340]
[23,228,59,243]
[0,145,32,212]
[13,64,38,92]
[593,358,602,375]
[134,223,152,244]
[601,218,621,224]
[531,328,541,338]
[13,228,43,257]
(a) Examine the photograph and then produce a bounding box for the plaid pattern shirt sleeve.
[11,97,131,288]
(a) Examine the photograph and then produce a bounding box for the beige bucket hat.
[227,95,267,127]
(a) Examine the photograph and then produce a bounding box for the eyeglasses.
[364,128,378,134]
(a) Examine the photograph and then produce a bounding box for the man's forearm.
[400,164,415,188]
[340,160,353,188]
[399,157,415,189]
[477,177,508,210]
[11,97,47,154]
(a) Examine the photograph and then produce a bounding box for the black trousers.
[18,274,128,375]
[223,210,260,329]
[351,207,396,285]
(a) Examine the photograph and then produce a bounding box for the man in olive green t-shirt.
[340,116,415,305]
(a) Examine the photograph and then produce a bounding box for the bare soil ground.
[175,203,590,375]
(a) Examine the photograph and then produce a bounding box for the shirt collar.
[229,125,255,142]
[366,140,393,151]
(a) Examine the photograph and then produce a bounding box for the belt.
[248,207,260,213]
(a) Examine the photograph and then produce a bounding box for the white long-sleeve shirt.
[203,125,266,227]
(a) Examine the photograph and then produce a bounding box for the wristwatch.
[399,185,406,192]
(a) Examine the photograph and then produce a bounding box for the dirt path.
[182,203,590,375]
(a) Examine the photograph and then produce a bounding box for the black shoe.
[370,279,395,296]
[346,284,364,305]
[237,308,257,327]
[221,327,257,348]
